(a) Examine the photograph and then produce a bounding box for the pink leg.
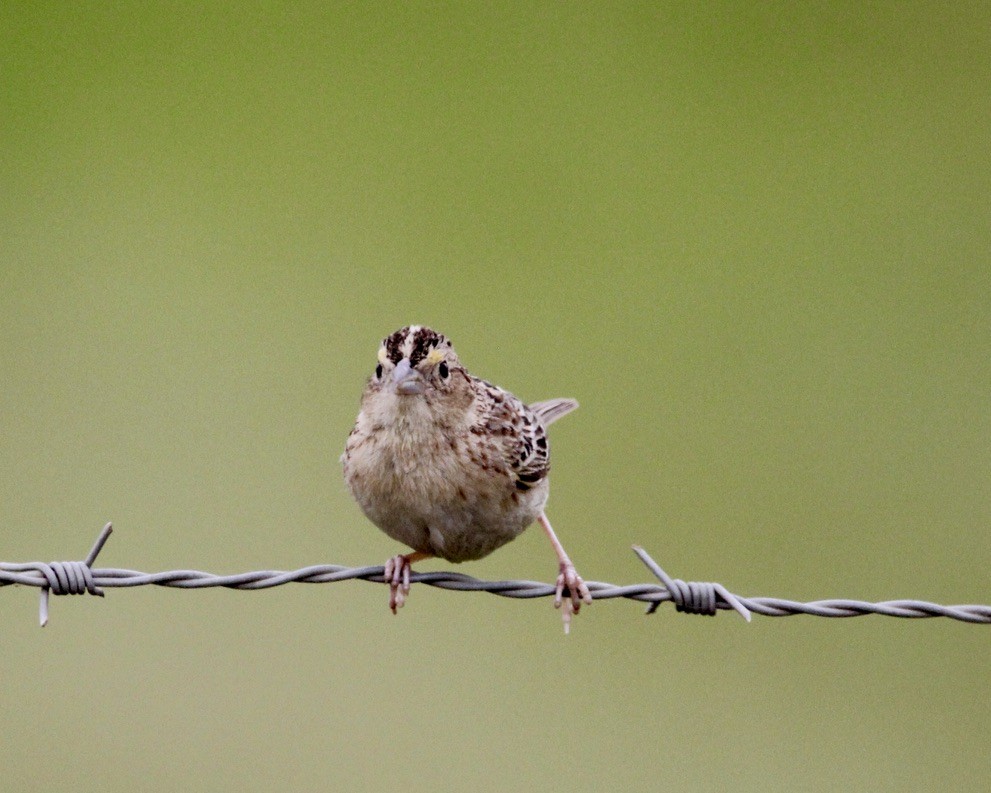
[384,551,432,614]
[537,512,591,633]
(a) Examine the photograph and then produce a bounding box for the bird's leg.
[537,512,591,633]
[384,551,433,614]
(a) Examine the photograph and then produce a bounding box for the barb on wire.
[1,522,989,626]
[1,522,113,626]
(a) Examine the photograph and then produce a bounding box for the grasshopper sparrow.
[343,325,591,630]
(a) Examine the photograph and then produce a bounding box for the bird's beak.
[392,358,425,395]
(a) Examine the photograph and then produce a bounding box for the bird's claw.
[385,554,413,614]
[554,563,592,634]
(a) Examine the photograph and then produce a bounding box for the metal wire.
[2,523,989,626]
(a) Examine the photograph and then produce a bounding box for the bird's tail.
[528,398,579,427]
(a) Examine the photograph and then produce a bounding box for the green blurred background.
[2,3,989,791]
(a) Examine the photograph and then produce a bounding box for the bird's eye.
[375,363,383,380]
[438,361,449,379]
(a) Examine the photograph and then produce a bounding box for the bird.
[342,325,591,631]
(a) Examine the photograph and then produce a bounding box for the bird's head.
[363,326,470,413]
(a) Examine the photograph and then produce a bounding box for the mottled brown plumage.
[342,325,591,630]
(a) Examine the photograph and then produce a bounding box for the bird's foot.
[384,553,414,614]
[554,562,592,634]
[383,551,431,614]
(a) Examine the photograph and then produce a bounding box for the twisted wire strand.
[2,523,989,626]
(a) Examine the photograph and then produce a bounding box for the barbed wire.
[2,523,989,627]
